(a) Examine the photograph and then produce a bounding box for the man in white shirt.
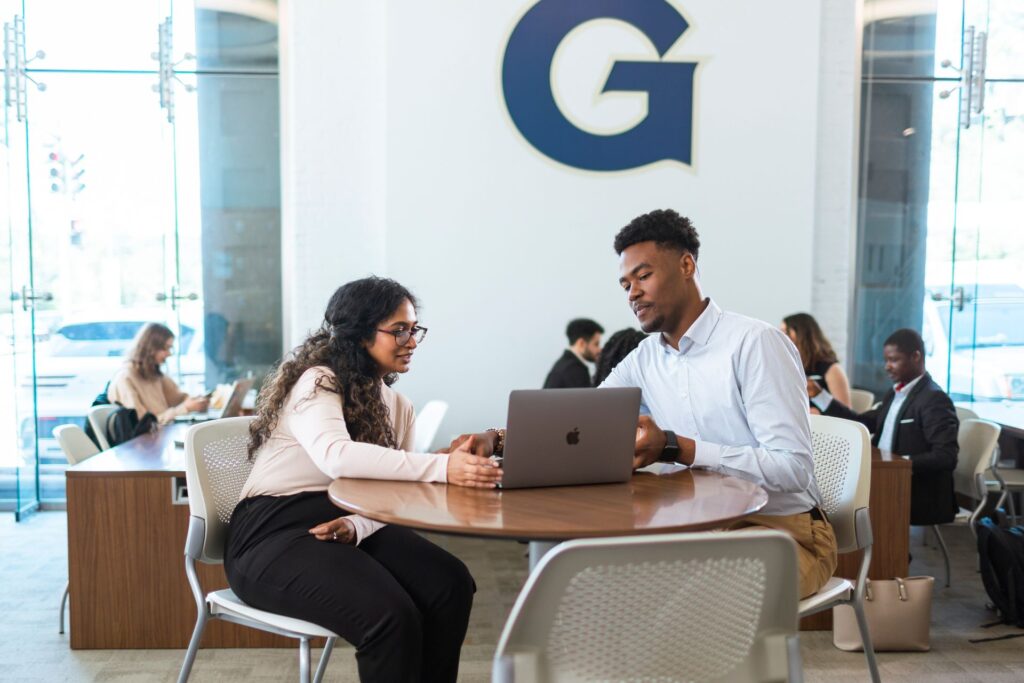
[600,209,836,598]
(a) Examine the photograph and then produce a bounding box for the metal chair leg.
[1009,492,1019,526]
[852,597,881,683]
[312,637,335,683]
[177,611,209,683]
[933,526,951,588]
[59,582,69,634]
[299,637,311,683]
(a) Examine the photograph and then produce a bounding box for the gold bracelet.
[486,428,506,454]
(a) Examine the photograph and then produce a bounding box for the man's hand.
[442,431,498,457]
[308,516,357,544]
[446,435,503,488]
[633,415,668,469]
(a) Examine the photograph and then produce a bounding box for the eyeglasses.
[377,326,427,347]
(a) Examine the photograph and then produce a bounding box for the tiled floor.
[3,511,1024,681]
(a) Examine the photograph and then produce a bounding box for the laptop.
[174,378,254,423]
[497,387,641,489]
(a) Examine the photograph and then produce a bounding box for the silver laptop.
[174,378,254,423]
[497,387,641,489]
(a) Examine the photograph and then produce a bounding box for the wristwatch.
[658,430,680,463]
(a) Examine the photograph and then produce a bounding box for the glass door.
[929,0,1024,402]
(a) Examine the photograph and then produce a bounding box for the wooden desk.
[66,424,293,650]
[801,448,912,630]
[328,466,768,567]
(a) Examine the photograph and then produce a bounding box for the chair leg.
[312,637,335,683]
[1009,492,1019,526]
[933,526,951,588]
[58,582,69,634]
[299,637,311,683]
[177,611,209,683]
[786,634,804,683]
[851,597,881,683]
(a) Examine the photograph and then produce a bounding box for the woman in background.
[593,328,648,387]
[781,312,852,409]
[107,322,209,424]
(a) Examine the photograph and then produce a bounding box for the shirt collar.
[658,298,721,355]
[894,373,924,395]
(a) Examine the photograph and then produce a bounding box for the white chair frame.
[179,417,339,683]
[800,414,879,683]
[87,404,119,451]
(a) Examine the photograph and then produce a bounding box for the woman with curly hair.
[107,322,209,424]
[781,312,852,409]
[225,277,500,683]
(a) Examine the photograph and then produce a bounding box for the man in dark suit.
[808,328,959,527]
[543,319,604,388]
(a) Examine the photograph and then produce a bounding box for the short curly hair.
[613,209,700,258]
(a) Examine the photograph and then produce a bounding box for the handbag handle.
[863,577,909,602]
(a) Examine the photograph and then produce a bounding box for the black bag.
[104,405,159,447]
[82,383,111,449]
[974,517,1024,636]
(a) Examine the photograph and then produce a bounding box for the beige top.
[107,365,189,426]
[240,366,450,543]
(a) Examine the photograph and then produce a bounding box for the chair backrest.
[849,388,876,414]
[413,400,449,452]
[955,406,979,422]
[953,418,1001,499]
[493,531,800,683]
[88,404,119,451]
[54,424,100,465]
[185,416,256,563]
[808,414,872,554]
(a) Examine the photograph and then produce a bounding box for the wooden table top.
[328,465,768,541]
[872,448,913,468]
[66,423,191,478]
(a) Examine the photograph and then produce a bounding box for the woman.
[781,312,852,409]
[592,328,648,387]
[107,322,209,424]
[225,277,500,683]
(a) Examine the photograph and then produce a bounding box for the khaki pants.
[725,512,838,599]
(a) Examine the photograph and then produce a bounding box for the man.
[809,328,959,527]
[458,209,836,598]
[543,318,604,388]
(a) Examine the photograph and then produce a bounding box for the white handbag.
[833,576,934,652]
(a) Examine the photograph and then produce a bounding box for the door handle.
[13,285,53,311]
[155,285,199,310]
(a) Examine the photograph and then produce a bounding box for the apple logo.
[566,427,580,446]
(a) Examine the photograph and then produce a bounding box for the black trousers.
[224,491,475,683]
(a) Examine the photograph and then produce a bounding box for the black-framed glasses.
[377,326,427,346]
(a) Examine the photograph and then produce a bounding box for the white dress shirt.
[812,374,924,452]
[600,299,822,515]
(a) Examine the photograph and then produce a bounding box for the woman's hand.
[184,396,210,413]
[446,435,503,488]
[308,516,357,544]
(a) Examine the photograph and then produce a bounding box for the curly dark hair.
[613,209,701,257]
[593,328,648,386]
[248,277,418,459]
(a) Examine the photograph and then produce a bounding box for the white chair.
[87,404,119,450]
[493,530,803,683]
[849,389,876,414]
[928,418,1002,588]
[413,400,448,452]
[955,406,979,422]
[801,414,879,683]
[54,424,101,635]
[179,417,338,683]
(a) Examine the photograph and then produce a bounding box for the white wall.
[281,0,860,445]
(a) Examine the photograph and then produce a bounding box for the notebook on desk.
[174,378,253,423]
[496,387,641,489]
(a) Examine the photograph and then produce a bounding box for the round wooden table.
[328,465,768,569]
